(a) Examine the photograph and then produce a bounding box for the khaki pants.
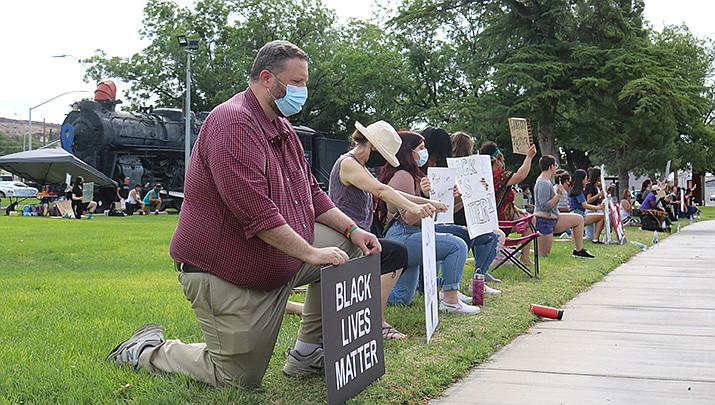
[138,223,362,387]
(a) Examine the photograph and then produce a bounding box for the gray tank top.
[328,153,373,230]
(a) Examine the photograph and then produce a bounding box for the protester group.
[104,40,701,394]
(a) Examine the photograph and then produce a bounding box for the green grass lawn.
[1,202,713,404]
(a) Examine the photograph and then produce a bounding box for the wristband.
[344,224,358,239]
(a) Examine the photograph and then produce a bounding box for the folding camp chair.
[492,213,541,278]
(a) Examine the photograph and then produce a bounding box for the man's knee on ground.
[215,361,267,389]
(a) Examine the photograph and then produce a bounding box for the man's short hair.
[249,40,308,83]
[539,155,556,171]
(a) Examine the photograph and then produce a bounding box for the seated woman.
[533,155,594,258]
[568,169,605,238]
[377,131,479,314]
[659,184,678,221]
[636,179,652,205]
[416,129,502,291]
[677,186,700,219]
[583,167,605,243]
[620,189,637,225]
[329,120,447,338]
[435,130,502,290]
[479,141,537,265]
[70,176,97,219]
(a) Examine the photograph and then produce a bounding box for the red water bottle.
[472,271,484,306]
[530,304,564,320]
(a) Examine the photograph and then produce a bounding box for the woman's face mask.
[365,150,387,168]
[269,72,308,117]
[415,148,429,167]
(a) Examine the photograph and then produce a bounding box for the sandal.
[382,325,407,340]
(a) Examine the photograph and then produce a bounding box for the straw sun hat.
[354,120,401,167]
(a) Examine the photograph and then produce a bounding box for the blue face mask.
[270,73,308,117]
[415,148,429,167]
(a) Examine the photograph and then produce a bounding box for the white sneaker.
[484,284,501,295]
[438,290,472,303]
[439,300,480,314]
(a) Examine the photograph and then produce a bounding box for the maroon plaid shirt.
[169,87,335,290]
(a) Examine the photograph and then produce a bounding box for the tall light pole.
[177,35,200,178]
[53,54,100,83]
[28,90,89,151]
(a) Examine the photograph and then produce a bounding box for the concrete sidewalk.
[433,220,715,405]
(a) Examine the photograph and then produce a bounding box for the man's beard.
[270,99,284,117]
[268,83,286,117]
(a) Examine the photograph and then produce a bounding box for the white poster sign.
[421,216,438,343]
[427,167,456,224]
[447,155,499,239]
[662,160,671,183]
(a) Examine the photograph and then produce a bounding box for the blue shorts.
[535,217,558,235]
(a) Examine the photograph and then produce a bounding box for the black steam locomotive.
[60,81,349,211]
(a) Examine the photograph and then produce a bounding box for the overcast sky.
[1,0,713,127]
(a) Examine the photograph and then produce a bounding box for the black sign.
[321,254,384,404]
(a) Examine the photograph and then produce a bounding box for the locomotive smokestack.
[94,80,117,101]
[94,80,121,111]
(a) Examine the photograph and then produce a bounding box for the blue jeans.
[386,221,468,305]
[435,224,499,276]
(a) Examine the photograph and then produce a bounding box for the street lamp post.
[53,54,100,83]
[28,90,89,151]
[177,35,200,178]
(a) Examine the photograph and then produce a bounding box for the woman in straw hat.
[328,120,446,339]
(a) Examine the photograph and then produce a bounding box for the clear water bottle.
[677,223,681,233]
[653,230,658,246]
[472,271,484,306]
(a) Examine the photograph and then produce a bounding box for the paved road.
[433,220,715,405]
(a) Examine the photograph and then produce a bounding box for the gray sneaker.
[283,347,324,377]
[485,271,502,283]
[106,323,165,368]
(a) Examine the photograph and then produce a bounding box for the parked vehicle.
[0,181,38,198]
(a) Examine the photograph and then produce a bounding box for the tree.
[0,132,22,156]
[570,3,715,189]
[84,0,415,137]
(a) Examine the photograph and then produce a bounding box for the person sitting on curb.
[534,155,595,258]
[70,176,97,219]
[142,184,162,214]
[126,185,144,215]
